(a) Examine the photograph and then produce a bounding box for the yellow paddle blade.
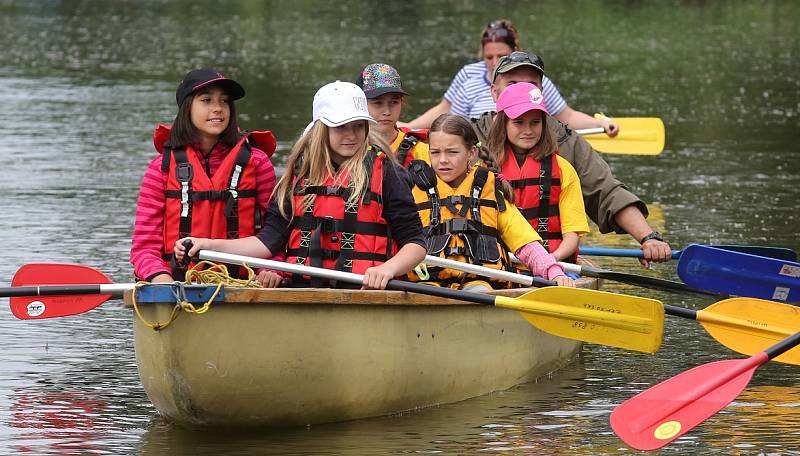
[495,287,664,353]
[697,298,800,365]
[582,115,665,155]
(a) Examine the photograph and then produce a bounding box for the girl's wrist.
[545,264,566,280]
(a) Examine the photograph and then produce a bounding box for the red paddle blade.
[10,264,114,320]
[610,354,767,450]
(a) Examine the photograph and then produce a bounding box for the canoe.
[126,274,600,428]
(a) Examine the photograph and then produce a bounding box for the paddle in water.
[678,244,800,302]
[6,263,132,319]
[425,255,800,364]
[579,245,797,262]
[199,250,665,354]
[610,331,800,450]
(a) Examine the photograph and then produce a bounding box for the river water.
[1,0,798,454]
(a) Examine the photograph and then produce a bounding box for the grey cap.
[492,51,545,82]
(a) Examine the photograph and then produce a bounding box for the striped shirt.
[444,61,567,119]
[130,143,277,280]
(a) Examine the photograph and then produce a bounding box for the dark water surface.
[1,0,799,454]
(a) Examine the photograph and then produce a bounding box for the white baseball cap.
[312,81,376,127]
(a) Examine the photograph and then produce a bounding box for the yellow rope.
[131,260,262,331]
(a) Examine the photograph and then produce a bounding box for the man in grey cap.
[474,51,671,266]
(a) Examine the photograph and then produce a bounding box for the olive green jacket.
[473,112,648,234]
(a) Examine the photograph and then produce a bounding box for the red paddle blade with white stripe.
[8,263,116,320]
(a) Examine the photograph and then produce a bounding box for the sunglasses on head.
[499,51,544,68]
[482,21,512,42]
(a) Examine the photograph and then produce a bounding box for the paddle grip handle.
[178,239,194,268]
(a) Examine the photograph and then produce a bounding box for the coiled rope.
[131,260,262,331]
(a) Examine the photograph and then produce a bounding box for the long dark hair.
[483,110,556,166]
[430,113,514,203]
[166,84,240,149]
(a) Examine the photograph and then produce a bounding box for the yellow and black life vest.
[408,161,512,288]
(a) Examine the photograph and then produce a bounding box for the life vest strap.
[426,218,499,239]
[416,195,498,212]
[165,189,257,201]
[292,216,391,237]
[396,134,417,167]
[508,176,561,189]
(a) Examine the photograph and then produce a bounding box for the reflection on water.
[1,0,799,454]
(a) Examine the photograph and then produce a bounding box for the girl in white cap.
[407,113,573,290]
[483,82,589,264]
[176,81,426,290]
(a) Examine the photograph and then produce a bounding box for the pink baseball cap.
[495,82,549,119]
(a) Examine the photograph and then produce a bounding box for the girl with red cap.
[484,82,589,264]
[130,68,281,286]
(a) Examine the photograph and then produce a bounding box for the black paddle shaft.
[386,279,497,306]
[663,304,698,320]
[580,266,727,299]
[766,331,800,360]
[0,285,113,298]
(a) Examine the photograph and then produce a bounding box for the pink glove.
[515,242,566,280]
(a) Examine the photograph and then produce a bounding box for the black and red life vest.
[285,147,397,286]
[154,124,276,277]
[500,145,576,263]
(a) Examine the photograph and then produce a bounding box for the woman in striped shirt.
[403,19,618,137]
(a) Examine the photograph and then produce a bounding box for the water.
[1,0,799,453]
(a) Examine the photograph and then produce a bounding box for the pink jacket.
[130,141,278,280]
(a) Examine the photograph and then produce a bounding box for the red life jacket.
[396,127,429,168]
[153,124,277,277]
[285,147,397,286]
[500,145,577,263]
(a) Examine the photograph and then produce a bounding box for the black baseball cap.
[175,68,245,106]
[492,51,545,82]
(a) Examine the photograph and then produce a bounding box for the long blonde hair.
[272,121,393,220]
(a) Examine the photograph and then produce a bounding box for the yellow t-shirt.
[497,199,542,252]
[552,155,590,235]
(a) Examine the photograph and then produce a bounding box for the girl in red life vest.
[411,113,574,290]
[130,68,282,287]
[355,63,430,168]
[482,82,589,264]
[176,81,427,290]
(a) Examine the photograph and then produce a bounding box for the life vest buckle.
[324,186,342,196]
[228,188,239,199]
[446,218,471,233]
[320,216,338,233]
[176,163,193,182]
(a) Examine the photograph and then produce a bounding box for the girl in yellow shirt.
[483,82,589,263]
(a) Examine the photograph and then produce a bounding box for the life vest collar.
[152,124,277,157]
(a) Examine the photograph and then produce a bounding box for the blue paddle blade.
[678,245,800,302]
[713,245,797,262]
